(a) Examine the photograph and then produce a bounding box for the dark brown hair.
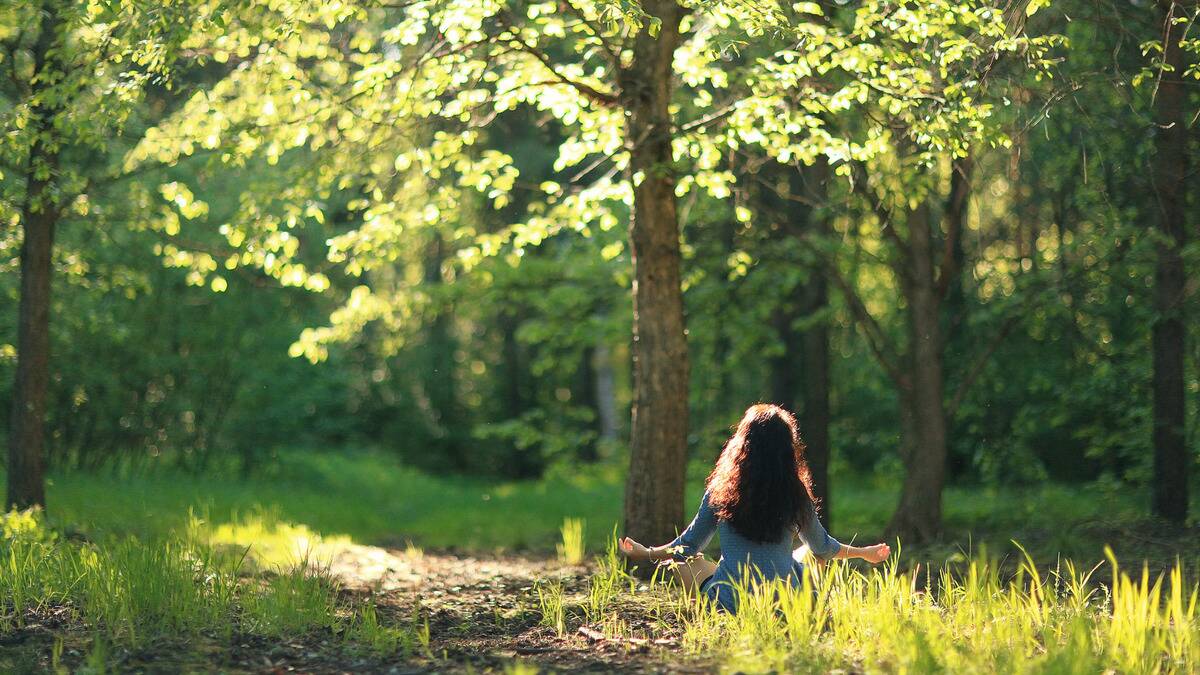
[705,404,817,543]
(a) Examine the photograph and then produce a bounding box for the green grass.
[12,450,1192,565]
[0,503,422,671]
[570,536,1199,673]
[0,450,1195,672]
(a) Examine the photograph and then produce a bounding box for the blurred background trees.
[2,0,1197,540]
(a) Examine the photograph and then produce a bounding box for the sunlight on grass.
[188,507,355,570]
[568,535,1200,673]
[0,507,411,669]
[344,599,416,658]
[10,452,1177,565]
[241,556,342,637]
[557,517,586,565]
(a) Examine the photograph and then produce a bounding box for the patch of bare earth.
[327,546,713,673]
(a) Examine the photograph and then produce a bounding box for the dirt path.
[310,545,701,674]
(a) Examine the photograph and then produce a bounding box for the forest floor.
[320,546,690,674]
[20,528,1198,674]
[2,453,1198,673]
[4,543,689,674]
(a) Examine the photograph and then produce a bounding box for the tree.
[5,1,66,510]
[755,159,833,526]
[132,0,761,542]
[617,0,691,545]
[1149,0,1194,523]
[719,0,1061,541]
[836,155,973,542]
[1,0,219,509]
[132,0,1065,542]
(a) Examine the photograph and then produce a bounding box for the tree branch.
[935,155,972,299]
[850,163,909,272]
[496,13,618,107]
[945,311,1020,420]
[560,0,624,66]
[678,101,739,134]
[823,261,908,389]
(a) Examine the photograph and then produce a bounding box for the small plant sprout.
[535,579,567,636]
[557,517,586,565]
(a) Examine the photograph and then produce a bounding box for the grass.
[0,505,424,672]
[0,450,1196,672]
[10,449,1193,565]
[557,517,587,565]
[566,536,1200,673]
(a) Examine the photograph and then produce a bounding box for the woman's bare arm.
[831,542,890,563]
[618,537,681,563]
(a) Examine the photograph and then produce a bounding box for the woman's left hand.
[619,536,651,562]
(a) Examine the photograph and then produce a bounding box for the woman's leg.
[662,555,718,595]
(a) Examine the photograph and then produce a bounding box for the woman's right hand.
[619,536,652,562]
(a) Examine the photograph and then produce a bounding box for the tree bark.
[7,2,64,511]
[887,202,949,543]
[619,0,690,546]
[799,163,832,527]
[1150,0,1190,523]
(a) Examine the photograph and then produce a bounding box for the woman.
[619,404,890,612]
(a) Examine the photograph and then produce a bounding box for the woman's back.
[619,405,888,612]
[669,490,841,612]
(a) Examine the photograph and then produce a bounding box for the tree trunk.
[799,163,832,527]
[7,2,64,512]
[1150,0,1189,523]
[765,162,832,527]
[887,202,948,543]
[619,0,690,545]
[592,344,620,445]
[499,310,543,477]
[574,346,600,463]
[421,232,468,471]
[769,306,801,411]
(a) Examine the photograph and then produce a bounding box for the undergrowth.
[0,508,420,670]
[566,536,1200,673]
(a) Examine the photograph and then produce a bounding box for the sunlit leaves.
[121,0,1066,371]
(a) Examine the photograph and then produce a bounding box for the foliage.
[0,0,1197,507]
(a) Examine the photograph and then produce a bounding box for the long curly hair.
[705,404,817,543]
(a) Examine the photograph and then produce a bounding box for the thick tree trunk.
[9,205,56,512]
[887,203,948,543]
[1150,0,1190,523]
[7,2,63,512]
[620,0,690,546]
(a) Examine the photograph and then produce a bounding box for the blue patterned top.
[668,489,841,612]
